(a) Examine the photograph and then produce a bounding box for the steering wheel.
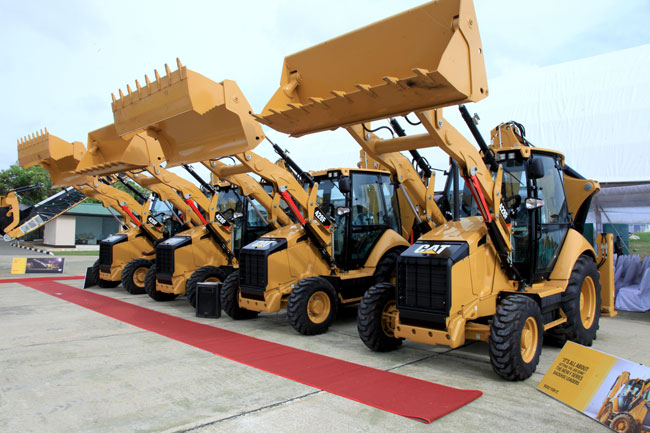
[353,212,374,225]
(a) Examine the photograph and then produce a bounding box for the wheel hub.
[134,267,148,287]
[307,291,331,324]
[381,301,398,337]
[580,276,596,329]
[520,316,538,363]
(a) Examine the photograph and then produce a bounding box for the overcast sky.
[2,0,649,182]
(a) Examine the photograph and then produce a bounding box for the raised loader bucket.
[257,0,487,136]
[110,59,264,166]
[75,123,159,176]
[17,130,90,187]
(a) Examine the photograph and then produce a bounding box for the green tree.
[0,165,55,204]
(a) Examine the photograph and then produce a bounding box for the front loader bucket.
[257,0,487,136]
[75,123,159,176]
[17,130,89,187]
[110,59,264,166]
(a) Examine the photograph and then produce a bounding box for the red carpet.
[8,276,481,423]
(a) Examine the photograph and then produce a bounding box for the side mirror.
[233,211,244,219]
[525,198,545,210]
[528,157,545,180]
[339,176,351,194]
[336,207,350,216]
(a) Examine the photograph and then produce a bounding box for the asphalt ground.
[1,240,648,432]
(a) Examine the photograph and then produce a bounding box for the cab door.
[530,154,570,280]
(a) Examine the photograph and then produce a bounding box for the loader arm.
[125,172,200,228]
[201,160,292,228]
[106,61,335,261]
[256,0,524,277]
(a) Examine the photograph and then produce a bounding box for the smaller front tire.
[220,271,259,320]
[121,258,153,295]
[357,283,403,351]
[144,266,178,302]
[186,266,227,308]
[287,277,338,335]
[609,413,637,433]
[489,295,543,381]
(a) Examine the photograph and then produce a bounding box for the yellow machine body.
[256,0,615,376]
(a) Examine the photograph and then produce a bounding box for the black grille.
[239,248,268,300]
[154,236,191,282]
[397,256,450,315]
[99,243,113,270]
[98,234,128,272]
[156,247,174,279]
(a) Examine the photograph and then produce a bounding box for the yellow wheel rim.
[133,267,148,287]
[381,300,398,337]
[307,291,331,324]
[580,276,596,329]
[521,316,538,363]
[205,276,221,283]
[612,418,630,432]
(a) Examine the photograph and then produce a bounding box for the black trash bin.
[195,282,221,318]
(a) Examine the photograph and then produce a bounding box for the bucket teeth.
[111,57,187,111]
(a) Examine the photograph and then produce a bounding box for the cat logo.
[314,207,331,228]
[414,244,449,255]
[251,240,276,249]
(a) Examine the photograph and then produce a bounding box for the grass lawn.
[628,232,650,257]
[52,251,99,256]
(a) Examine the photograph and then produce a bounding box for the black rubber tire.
[545,255,601,347]
[186,266,227,308]
[373,248,405,285]
[489,295,543,381]
[220,271,259,320]
[144,266,178,302]
[121,258,153,295]
[287,277,338,335]
[609,413,637,433]
[88,260,100,287]
[357,282,403,351]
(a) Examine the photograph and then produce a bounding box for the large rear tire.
[287,277,338,335]
[186,266,227,308]
[546,255,601,347]
[489,295,543,381]
[144,266,178,302]
[220,271,259,320]
[121,258,153,295]
[357,282,403,351]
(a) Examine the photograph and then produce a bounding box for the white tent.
[456,44,650,226]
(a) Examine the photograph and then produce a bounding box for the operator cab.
[495,150,571,283]
[313,170,401,270]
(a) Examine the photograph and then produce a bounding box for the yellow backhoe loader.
[598,371,650,432]
[256,0,615,379]
[105,61,418,334]
[16,130,158,286]
[73,122,223,294]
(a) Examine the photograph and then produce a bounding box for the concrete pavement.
[1,244,647,432]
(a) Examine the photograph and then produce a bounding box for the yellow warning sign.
[11,257,27,274]
[539,341,650,429]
